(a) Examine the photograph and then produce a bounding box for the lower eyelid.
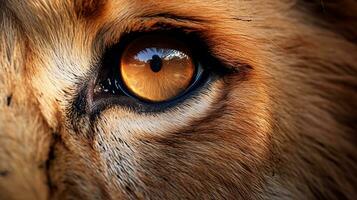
[93,79,226,134]
[89,71,215,117]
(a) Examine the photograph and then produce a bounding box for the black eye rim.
[88,29,236,114]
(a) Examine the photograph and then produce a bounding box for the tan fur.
[0,0,356,199]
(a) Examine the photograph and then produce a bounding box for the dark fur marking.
[74,0,106,19]
[68,84,94,139]
[6,94,12,106]
[125,185,133,193]
[306,181,326,199]
[0,170,9,177]
[232,17,252,22]
[45,133,60,196]
[73,88,87,117]
[299,0,357,43]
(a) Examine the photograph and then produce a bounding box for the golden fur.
[0,0,356,199]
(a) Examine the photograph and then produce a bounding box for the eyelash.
[86,28,236,115]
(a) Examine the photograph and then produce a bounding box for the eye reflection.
[120,35,195,102]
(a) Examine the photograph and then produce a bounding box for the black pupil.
[149,55,162,73]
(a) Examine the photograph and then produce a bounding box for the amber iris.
[120,35,195,102]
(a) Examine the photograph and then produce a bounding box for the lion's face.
[0,0,356,199]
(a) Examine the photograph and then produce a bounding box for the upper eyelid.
[92,14,247,74]
[93,13,207,48]
[87,16,208,82]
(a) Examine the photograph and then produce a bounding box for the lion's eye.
[91,31,229,113]
[120,35,195,102]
